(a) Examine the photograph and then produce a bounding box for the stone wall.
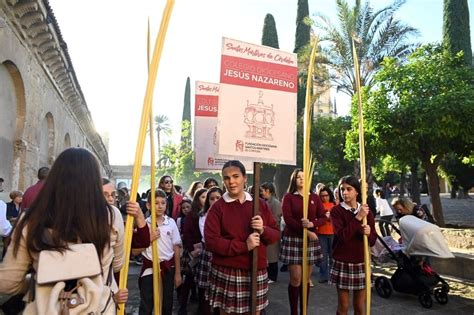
[0,0,110,199]
[441,228,474,252]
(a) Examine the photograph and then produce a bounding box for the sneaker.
[309,280,314,287]
[318,279,328,284]
[268,280,275,284]
[134,255,143,265]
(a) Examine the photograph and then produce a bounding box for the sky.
[48,0,474,165]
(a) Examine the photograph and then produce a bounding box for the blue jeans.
[318,234,333,281]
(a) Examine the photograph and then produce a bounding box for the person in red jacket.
[280,168,326,315]
[329,175,377,315]
[20,167,49,211]
[204,160,279,315]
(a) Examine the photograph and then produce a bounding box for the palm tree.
[154,114,172,167]
[315,0,419,96]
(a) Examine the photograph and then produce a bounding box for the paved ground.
[117,263,474,315]
[420,194,474,227]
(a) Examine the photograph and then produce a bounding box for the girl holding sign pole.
[280,168,326,315]
[329,175,376,315]
[204,160,279,315]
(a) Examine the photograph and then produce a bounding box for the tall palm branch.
[315,0,419,96]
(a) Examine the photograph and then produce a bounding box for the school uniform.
[139,215,181,315]
[196,213,212,289]
[279,192,326,265]
[329,202,377,290]
[204,192,279,314]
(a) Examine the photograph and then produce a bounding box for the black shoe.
[280,264,288,272]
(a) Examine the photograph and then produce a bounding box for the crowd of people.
[0,147,437,315]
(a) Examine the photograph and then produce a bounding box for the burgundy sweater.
[132,225,151,248]
[182,214,202,252]
[204,197,279,270]
[281,192,327,237]
[331,204,377,263]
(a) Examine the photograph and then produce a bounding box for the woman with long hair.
[205,160,279,315]
[158,175,183,220]
[203,177,219,189]
[186,181,204,199]
[0,148,124,312]
[280,168,326,315]
[316,185,336,283]
[329,175,376,315]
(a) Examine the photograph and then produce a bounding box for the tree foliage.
[311,116,353,187]
[181,77,191,146]
[294,0,311,54]
[155,114,172,167]
[440,153,474,197]
[360,44,474,225]
[315,0,419,96]
[157,120,219,190]
[443,0,472,65]
[262,14,279,49]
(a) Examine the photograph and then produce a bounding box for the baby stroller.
[373,216,453,308]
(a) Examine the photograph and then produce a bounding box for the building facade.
[0,0,110,199]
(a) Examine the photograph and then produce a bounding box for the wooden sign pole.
[250,161,261,314]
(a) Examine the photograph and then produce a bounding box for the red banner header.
[195,95,218,117]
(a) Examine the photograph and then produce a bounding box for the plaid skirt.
[279,235,323,265]
[206,265,268,313]
[195,248,212,289]
[329,259,367,290]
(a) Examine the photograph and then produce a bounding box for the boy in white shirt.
[138,189,182,315]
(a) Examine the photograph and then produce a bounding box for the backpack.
[23,243,115,315]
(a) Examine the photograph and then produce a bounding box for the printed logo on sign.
[235,140,244,152]
[207,157,215,166]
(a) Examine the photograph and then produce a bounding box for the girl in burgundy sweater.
[196,186,223,315]
[179,188,208,314]
[329,176,376,315]
[204,160,279,315]
[280,168,326,315]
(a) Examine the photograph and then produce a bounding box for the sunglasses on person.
[163,179,173,184]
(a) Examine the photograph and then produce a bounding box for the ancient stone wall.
[0,0,110,199]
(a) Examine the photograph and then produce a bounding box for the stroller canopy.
[399,216,454,258]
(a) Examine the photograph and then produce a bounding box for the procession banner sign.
[194,81,253,171]
[216,37,297,165]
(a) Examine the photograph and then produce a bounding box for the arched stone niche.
[0,60,26,191]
